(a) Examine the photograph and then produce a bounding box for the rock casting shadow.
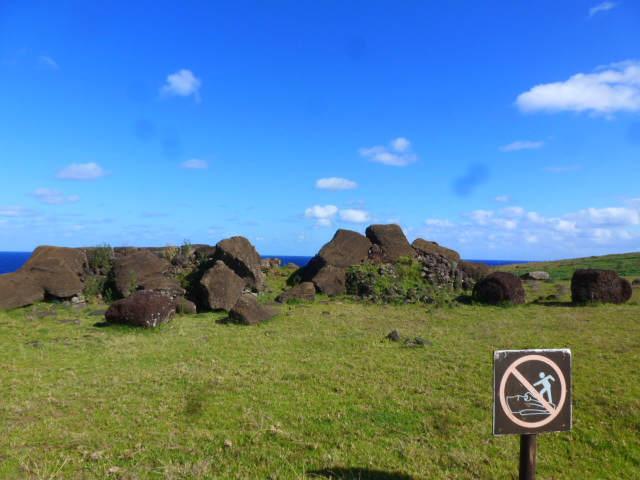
[306,467,414,480]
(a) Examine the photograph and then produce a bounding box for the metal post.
[519,434,537,480]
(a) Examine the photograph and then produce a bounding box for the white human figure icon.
[533,371,556,404]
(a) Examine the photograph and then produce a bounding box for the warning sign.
[494,349,572,436]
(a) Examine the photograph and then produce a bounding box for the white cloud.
[499,140,545,152]
[493,195,513,203]
[304,205,339,219]
[56,162,107,180]
[160,69,201,100]
[516,61,640,116]
[31,188,80,205]
[360,137,418,166]
[315,177,358,190]
[589,2,619,17]
[181,159,209,169]
[37,56,58,69]
[565,206,640,227]
[339,209,370,223]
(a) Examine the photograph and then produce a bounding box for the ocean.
[0,252,529,275]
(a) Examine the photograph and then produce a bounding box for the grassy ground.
[1,278,639,479]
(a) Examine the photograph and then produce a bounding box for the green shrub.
[83,276,108,298]
[161,243,180,263]
[86,243,113,271]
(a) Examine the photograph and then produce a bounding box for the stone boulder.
[0,272,47,309]
[276,282,316,303]
[105,290,176,328]
[308,264,347,296]
[521,271,550,281]
[0,246,86,309]
[473,272,527,305]
[229,293,280,325]
[316,229,372,268]
[412,238,461,264]
[571,269,632,304]
[261,257,282,273]
[365,224,416,263]
[213,236,265,291]
[458,260,492,281]
[112,249,184,299]
[200,261,245,310]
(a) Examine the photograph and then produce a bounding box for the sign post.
[494,349,572,479]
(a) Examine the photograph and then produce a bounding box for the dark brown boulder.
[276,282,316,303]
[112,249,184,299]
[200,261,245,310]
[105,290,176,327]
[0,272,46,309]
[310,264,347,296]
[458,260,492,281]
[365,224,416,263]
[213,236,265,291]
[0,246,87,309]
[571,269,632,304]
[229,293,280,325]
[473,272,526,305]
[411,238,461,264]
[317,229,372,268]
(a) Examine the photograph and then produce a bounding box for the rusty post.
[519,434,537,480]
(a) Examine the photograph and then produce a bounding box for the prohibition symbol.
[494,349,572,436]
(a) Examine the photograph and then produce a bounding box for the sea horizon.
[0,251,532,276]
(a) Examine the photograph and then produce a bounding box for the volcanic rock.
[473,272,527,305]
[571,269,632,304]
[105,290,176,328]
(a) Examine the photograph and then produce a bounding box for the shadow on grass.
[306,467,414,480]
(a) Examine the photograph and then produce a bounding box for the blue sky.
[1,1,639,260]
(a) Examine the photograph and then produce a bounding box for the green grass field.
[0,265,639,479]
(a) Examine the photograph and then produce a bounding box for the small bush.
[86,243,113,271]
[161,243,180,263]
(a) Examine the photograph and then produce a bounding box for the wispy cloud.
[516,60,640,116]
[338,209,370,223]
[37,56,58,69]
[0,205,39,217]
[56,162,108,180]
[181,159,209,169]
[160,69,201,101]
[589,2,619,17]
[31,188,80,205]
[360,137,418,166]
[499,140,545,152]
[493,195,513,203]
[315,177,358,190]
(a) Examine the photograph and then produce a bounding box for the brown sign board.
[494,349,572,436]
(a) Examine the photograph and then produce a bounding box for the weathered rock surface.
[112,249,184,299]
[276,282,316,303]
[365,224,416,263]
[309,264,347,296]
[316,229,372,268]
[261,257,282,273]
[213,236,265,291]
[473,272,526,305]
[0,246,86,309]
[458,260,492,281]
[571,269,632,304]
[105,290,176,327]
[200,261,245,310]
[521,271,550,281]
[412,238,461,264]
[229,293,280,325]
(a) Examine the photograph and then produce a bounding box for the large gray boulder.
[112,249,184,299]
[571,269,632,304]
[365,224,416,263]
[200,261,245,310]
[229,293,280,325]
[105,290,175,328]
[213,236,265,291]
[412,238,461,264]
